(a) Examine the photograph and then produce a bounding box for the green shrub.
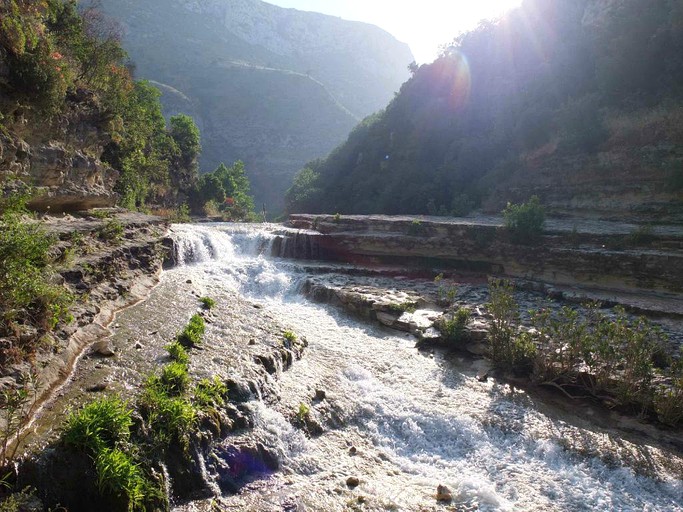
[193,376,227,409]
[139,385,195,448]
[199,297,216,310]
[98,219,124,242]
[532,304,670,411]
[170,203,191,224]
[0,207,73,341]
[63,396,133,453]
[0,488,39,512]
[435,308,470,344]
[434,273,458,305]
[531,306,591,383]
[0,371,38,468]
[296,403,310,422]
[158,362,190,397]
[384,301,418,314]
[94,448,146,510]
[502,195,545,243]
[177,314,205,347]
[165,341,189,365]
[626,225,656,246]
[654,362,683,426]
[487,279,518,363]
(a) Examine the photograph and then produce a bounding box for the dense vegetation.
[286,0,683,215]
[483,280,683,426]
[190,160,257,220]
[0,0,203,209]
[0,196,72,365]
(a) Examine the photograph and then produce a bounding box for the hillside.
[97,0,414,213]
[286,0,683,222]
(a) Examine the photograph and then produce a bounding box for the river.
[165,223,683,512]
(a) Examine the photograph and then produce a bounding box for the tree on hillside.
[191,161,255,220]
[169,114,201,190]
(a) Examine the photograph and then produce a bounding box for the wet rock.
[346,476,360,487]
[214,442,280,493]
[92,339,115,357]
[436,484,452,502]
[226,379,253,403]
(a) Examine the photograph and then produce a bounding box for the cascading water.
[168,224,683,511]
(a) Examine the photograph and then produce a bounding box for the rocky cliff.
[98,0,413,213]
[286,214,683,309]
[0,95,119,212]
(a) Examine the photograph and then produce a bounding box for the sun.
[395,0,525,63]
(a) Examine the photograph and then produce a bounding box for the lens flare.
[450,50,472,109]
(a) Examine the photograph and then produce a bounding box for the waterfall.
[162,223,682,512]
[167,223,321,266]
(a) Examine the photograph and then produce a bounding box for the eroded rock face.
[28,142,119,211]
[1,128,119,212]
[287,214,683,294]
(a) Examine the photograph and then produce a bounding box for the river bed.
[26,223,683,511]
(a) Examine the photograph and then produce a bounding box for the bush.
[503,195,545,243]
[487,279,518,363]
[176,314,205,347]
[435,308,470,344]
[0,207,73,343]
[63,396,133,454]
[98,219,124,242]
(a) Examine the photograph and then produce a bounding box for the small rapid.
[167,223,683,511]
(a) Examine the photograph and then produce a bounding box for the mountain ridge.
[98,0,413,213]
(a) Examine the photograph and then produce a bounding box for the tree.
[169,114,201,191]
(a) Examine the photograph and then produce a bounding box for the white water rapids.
[168,223,683,512]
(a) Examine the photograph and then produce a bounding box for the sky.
[266,0,523,63]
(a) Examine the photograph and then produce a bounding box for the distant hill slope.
[286,0,683,223]
[98,0,413,213]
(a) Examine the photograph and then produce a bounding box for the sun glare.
[267,0,524,63]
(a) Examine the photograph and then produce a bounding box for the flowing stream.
[168,223,682,511]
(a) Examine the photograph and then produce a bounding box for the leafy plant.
[434,273,458,305]
[165,341,189,365]
[199,297,216,310]
[138,385,195,449]
[435,307,470,344]
[296,403,310,423]
[94,448,146,509]
[62,396,133,454]
[503,196,545,244]
[0,371,38,468]
[283,330,297,343]
[193,377,227,409]
[98,219,124,242]
[0,204,73,345]
[157,362,190,397]
[176,314,205,347]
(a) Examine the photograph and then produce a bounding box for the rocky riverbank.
[0,211,167,457]
[9,238,308,511]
